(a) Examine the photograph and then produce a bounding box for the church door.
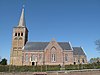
[32,62,35,66]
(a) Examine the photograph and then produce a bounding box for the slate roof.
[24,42,72,50]
[73,47,86,55]
[24,42,49,50]
[58,42,72,50]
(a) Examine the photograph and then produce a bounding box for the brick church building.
[10,7,87,66]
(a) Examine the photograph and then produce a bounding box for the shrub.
[0,63,100,72]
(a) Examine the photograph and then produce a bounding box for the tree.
[0,58,7,65]
[95,39,100,52]
[90,57,100,63]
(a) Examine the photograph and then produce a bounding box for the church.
[10,7,87,66]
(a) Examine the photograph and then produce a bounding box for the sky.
[0,0,100,64]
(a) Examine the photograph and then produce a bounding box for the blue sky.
[0,0,100,63]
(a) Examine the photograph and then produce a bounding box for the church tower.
[10,7,28,65]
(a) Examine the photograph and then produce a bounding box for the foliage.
[0,63,100,72]
[90,57,100,63]
[65,63,100,70]
[46,65,60,71]
[0,58,7,65]
[0,65,60,72]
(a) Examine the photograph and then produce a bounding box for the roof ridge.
[73,47,81,48]
[28,41,49,43]
[28,41,69,43]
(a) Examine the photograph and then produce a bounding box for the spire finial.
[23,4,25,7]
[22,4,25,13]
[23,4,25,9]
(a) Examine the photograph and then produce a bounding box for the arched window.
[18,33,20,36]
[25,54,28,62]
[51,47,56,62]
[21,33,23,36]
[78,60,80,63]
[15,33,17,36]
[31,55,35,61]
[65,54,68,61]
[82,58,85,63]
[51,54,56,62]
[39,54,42,60]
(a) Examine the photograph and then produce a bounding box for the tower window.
[21,33,23,36]
[15,33,17,36]
[18,33,20,36]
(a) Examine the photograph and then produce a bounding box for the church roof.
[58,42,72,50]
[24,42,49,50]
[73,47,86,56]
[24,42,72,50]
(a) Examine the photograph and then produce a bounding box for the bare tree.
[0,56,1,61]
[95,39,100,52]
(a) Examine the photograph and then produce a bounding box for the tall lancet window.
[25,53,28,62]
[65,54,68,61]
[51,47,56,62]
[31,54,35,61]
[52,54,56,62]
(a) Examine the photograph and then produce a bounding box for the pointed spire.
[18,5,26,27]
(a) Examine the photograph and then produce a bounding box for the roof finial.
[51,38,56,42]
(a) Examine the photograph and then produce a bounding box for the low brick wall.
[0,69,100,75]
[47,69,100,75]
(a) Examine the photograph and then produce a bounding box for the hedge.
[0,65,60,72]
[0,63,100,72]
[65,63,100,70]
